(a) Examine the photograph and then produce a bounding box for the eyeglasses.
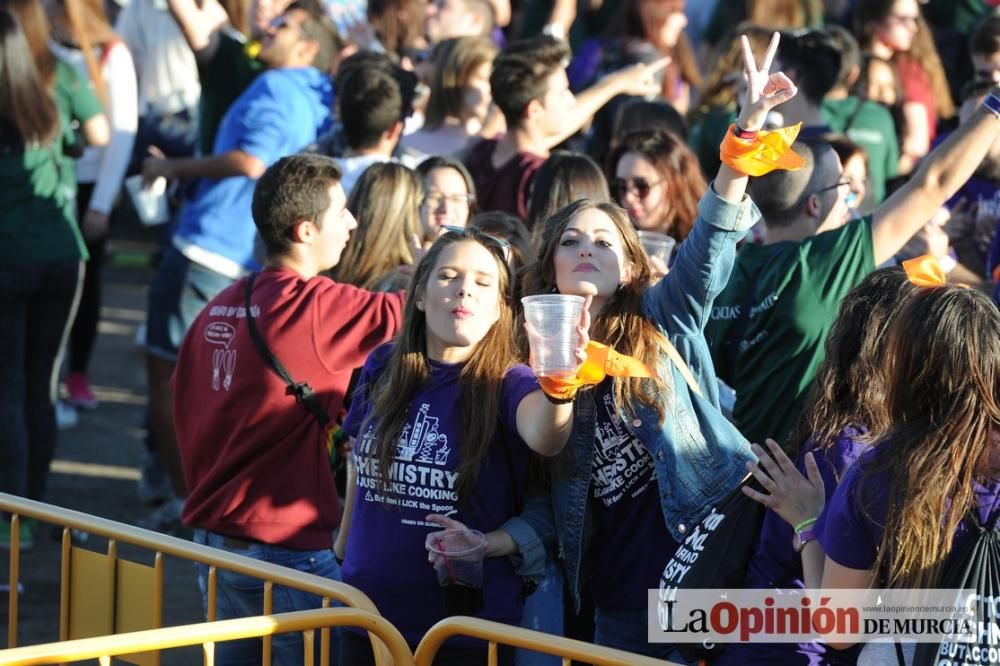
[440,224,512,262]
[423,191,475,208]
[611,177,663,201]
[813,180,859,207]
[887,13,919,26]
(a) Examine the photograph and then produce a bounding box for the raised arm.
[168,0,230,59]
[871,97,1000,265]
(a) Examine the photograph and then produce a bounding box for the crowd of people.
[4,0,1000,664]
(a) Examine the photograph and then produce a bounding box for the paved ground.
[0,218,205,663]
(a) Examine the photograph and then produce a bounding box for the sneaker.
[137,451,172,505]
[56,400,79,430]
[0,519,35,551]
[135,498,184,533]
[65,372,98,410]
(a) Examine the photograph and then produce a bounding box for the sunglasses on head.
[611,177,663,202]
[440,225,512,261]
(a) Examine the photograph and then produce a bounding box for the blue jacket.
[511,185,759,607]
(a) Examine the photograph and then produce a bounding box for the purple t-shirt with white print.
[341,344,540,645]
[713,427,867,666]
[817,445,1000,574]
[588,381,678,611]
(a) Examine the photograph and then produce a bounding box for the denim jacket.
[508,185,759,607]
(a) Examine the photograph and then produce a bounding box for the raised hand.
[737,32,797,132]
[741,438,825,528]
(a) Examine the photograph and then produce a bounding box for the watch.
[793,527,818,553]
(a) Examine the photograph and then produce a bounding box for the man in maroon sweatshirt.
[172,153,404,664]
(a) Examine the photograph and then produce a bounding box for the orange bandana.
[538,341,652,401]
[720,123,805,177]
[901,254,947,287]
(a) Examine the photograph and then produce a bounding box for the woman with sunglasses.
[516,33,796,661]
[606,128,706,243]
[337,226,588,665]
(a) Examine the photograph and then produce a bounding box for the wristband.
[732,123,759,141]
[794,517,818,533]
[543,388,576,405]
[983,92,1000,118]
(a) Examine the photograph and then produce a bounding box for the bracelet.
[543,391,576,405]
[794,517,818,533]
[732,123,759,141]
[983,92,1000,118]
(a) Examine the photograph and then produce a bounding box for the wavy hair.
[362,228,519,503]
[864,286,1000,588]
[332,162,423,291]
[521,199,668,423]
[607,129,705,241]
[787,267,916,457]
[424,36,497,129]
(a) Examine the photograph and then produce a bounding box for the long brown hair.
[865,286,1000,588]
[612,0,701,94]
[787,267,916,458]
[362,228,519,503]
[0,7,59,146]
[3,0,55,88]
[521,199,669,423]
[607,129,705,241]
[423,36,497,130]
[53,0,116,105]
[331,162,423,291]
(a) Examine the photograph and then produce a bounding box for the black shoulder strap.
[243,272,330,429]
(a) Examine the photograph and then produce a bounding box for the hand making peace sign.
[736,31,798,132]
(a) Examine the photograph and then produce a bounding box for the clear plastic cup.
[637,230,677,265]
[426,528,486,616]
[125,175,169,226]
[521,294,585,377]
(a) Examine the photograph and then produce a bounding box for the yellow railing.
[414,617,682,666]
[0,493,391,665]
[0,607,414,666]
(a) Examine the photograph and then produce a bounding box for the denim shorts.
[193,529,342,666]
[145,244,234,361]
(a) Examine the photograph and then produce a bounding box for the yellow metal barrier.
[0,493,392,665]
[414,617,684,666]
[0,607,414,666]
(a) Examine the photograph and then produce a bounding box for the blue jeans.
[516,558,563,666]
[594,607,696,665]
[193,529,342,665]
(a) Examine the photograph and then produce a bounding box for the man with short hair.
[706,96,1000,446]
[464,35,662,219]
[174,153,404,664]
[140,2,340,530]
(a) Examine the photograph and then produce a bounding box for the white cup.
[637,230,677,265]
[125,175,169,226]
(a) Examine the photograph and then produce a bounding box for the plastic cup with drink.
[521,294,586,378]
[636,230,677,266]
[426,528,487,615]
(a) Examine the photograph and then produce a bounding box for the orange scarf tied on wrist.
[720,123,805,177]
[902,254,948,287]
[538,341,653,402]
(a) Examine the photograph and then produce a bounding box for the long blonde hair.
[361,229,518,503]
[521,199,669,423]
[332,163,423,291]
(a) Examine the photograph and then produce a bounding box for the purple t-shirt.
[341,344,540,645]
[817,445,1000,574]
[588,384,678,611]
[714,427,867,666]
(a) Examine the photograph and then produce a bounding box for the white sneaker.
[56,401,79,430]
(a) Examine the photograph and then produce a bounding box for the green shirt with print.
[705,216,875,446]
[52,60,104,205]
[822,96,899,204]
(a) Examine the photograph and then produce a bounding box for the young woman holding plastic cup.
[337,227,588,665]
[517,32,796,661]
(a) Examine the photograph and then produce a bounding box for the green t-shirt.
[821,96,899,204]
[705,217,875,445]
[197,30,263,155]
[52,60,104,199]
[0,140,86,266]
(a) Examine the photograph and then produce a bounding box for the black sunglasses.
[440,225,512,262]
[611,177,663,202]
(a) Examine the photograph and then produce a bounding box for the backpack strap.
[662,339,703,398]
[243,273,330,429]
